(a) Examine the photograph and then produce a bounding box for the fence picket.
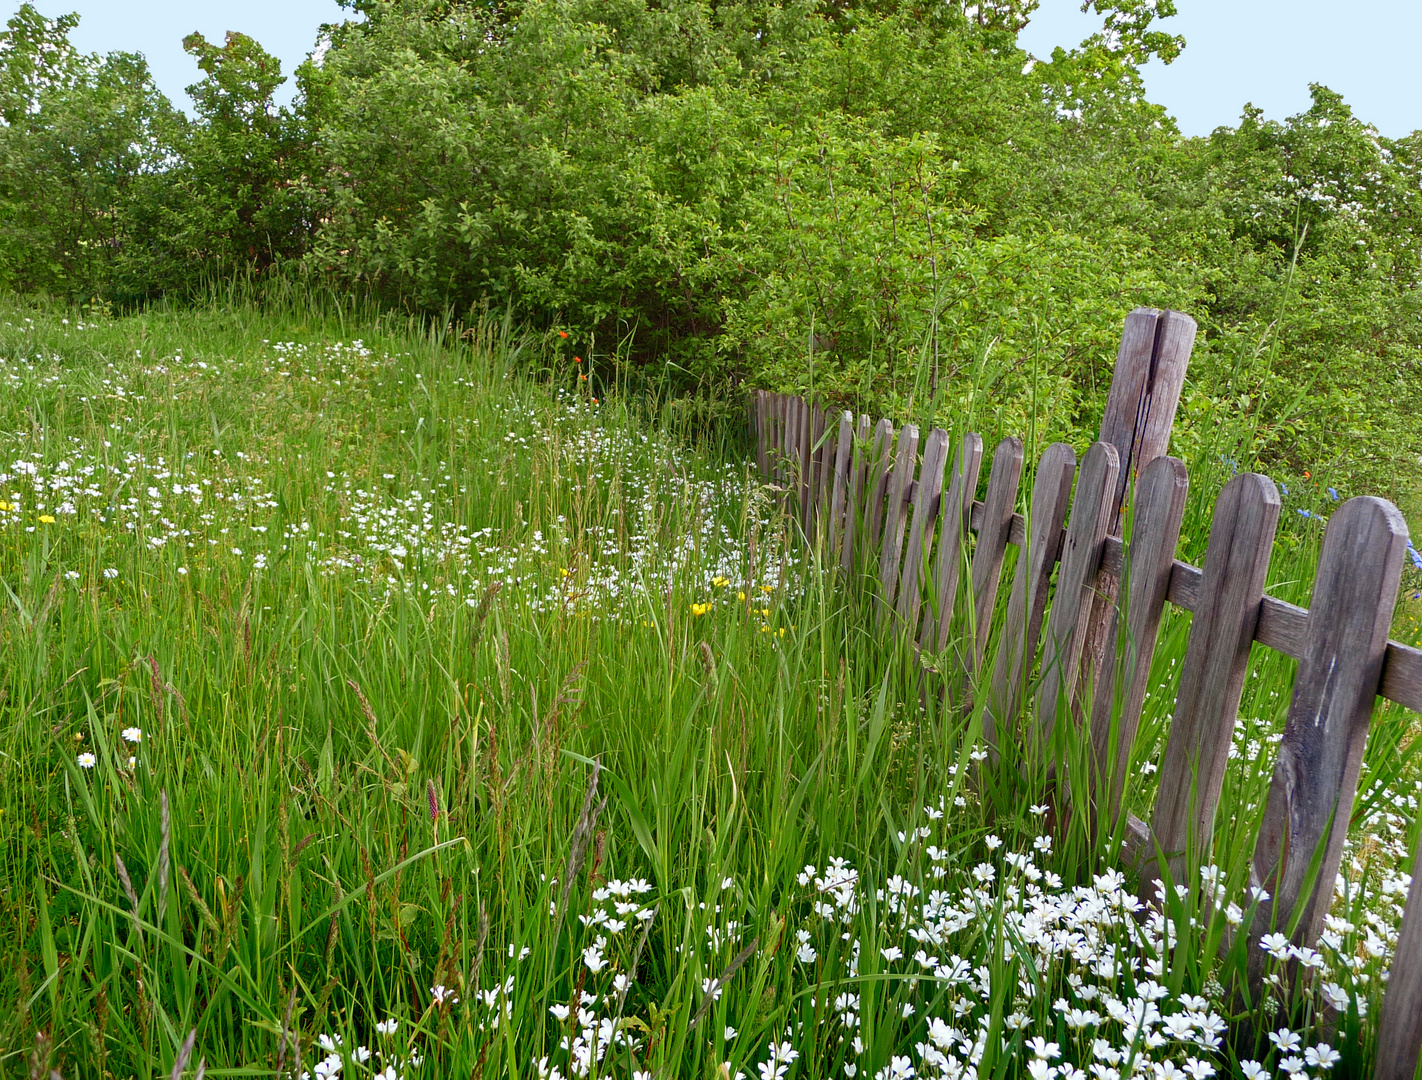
[1089,455,1189,825]
[860,419,896,579]
[921,433,985,658]
[896,427,950,632]
[970,437,1025,673]
[816,406,836,536]
[784,395,796,486]
[1247,497,1410,981]
[1034,441,1120,745]
[797,398,813,528]
[807,404,826,535]
[841,415,873,574]
[984,443,1076,747]
[828,411,854,560]
[1147,473,1279,893]
[1377,833,1422,1080]
[877,425,920,626]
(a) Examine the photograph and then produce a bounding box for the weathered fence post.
[840,415,873,574]
[969,437,1025,674]
[1089,455,1189,826]
[984,442,1075,749]
[1246,496,1410,985]
[876,425,920,627]
[1034,441,1120,747]
[895,427,950,632]
[920,433,985,659]
[1080,309,1197,722]
[1145,472,1279,893]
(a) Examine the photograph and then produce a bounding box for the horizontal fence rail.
[751,307,1422,1077]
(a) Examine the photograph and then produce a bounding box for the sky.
[1019,0,1422,138]
[35,0,1422,138]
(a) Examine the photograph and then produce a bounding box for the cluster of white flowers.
[1,341,799,622]
[302,1027,419,1080]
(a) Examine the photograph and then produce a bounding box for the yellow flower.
[760,584,773,594]
[38,514,55,524]
[691,601,713,617]
[712,576,729,588]
[777,627,786,637]
[737,591,746,601]
[0,501,12,511]
[560,567,570,578]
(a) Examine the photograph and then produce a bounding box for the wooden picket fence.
[751,308,1422,1077]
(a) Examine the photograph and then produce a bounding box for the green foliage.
[0,0,1419,504]
[0,5,178,298]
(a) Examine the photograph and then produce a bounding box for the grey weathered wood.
[860,419,895,579]
[877,424,920,627]
[1147,472,1280,890]
[784,392,796,486]
[895,428,950,632]
[984,443,1076,747]
[1097,308,1197,523]
[1080,310,1196,750]
[1089,456,1189,825]
[922,433,985,656]
[1101,535,1422,716]
[807,404,826,535]
[815,406,836,538]
[827,411,853,561]
[1247,496,1410,980]
[1035,441,1120,745]
[1376,831,1422,1080]
[798,398,814,529]
[840,414,873,574]
[970,438,1025,671]
[1381,640,1422,714]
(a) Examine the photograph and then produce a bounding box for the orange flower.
[574,356,582,363]
[579,374,587,381]
[558,331,568,339]
[1303,470,1311,479]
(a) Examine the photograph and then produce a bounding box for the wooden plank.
[815,406,836,540]
[876,425,920,628]
[1035,441,1120,745]
[922,433,985,656]
[1103,540,1422,715]
[840,415,873,575]
[777,394,791,488]
[1097,308,1196,523]
[1089,456,1190,825]
[1147,472,1280,891]
[970,438,1025,671]
[984,443,1076,747]
[1247,496,1410,981]
[798,397,813,529]
[827,411,853,562]
[1381,640,1422,714]
[807,403,826,537]
[1080,310,1196,754]
[1376,831,1422,1080]
[860,419,895,580]
[896,428,950,632]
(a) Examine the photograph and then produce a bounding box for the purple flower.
[1327,487,1339,501]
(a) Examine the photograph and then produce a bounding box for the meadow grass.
[0,295,1419,1080]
